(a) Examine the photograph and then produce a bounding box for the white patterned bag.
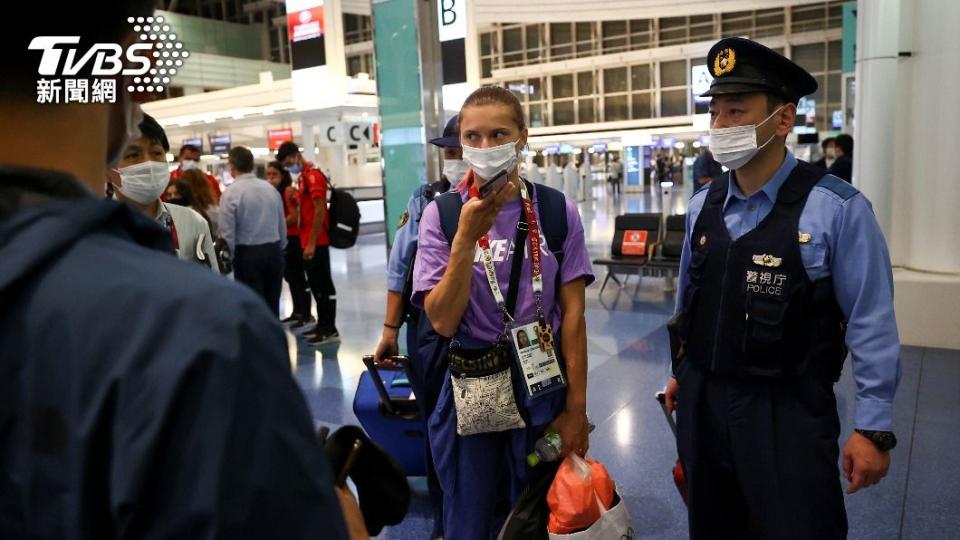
[449,358,526,436]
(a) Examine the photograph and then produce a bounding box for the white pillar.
[899,0,960,273]
[857,0,960,274]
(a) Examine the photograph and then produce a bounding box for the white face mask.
[462,140,520,182]
[708,105,784,170]
[180,159,199,172]
[442,159,469,183]
[115,161,170,204]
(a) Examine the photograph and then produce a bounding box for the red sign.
[287,7,324,42]
[268,128,294,151]
[621,230,648,256]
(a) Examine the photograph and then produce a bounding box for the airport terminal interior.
[8,0,960,538]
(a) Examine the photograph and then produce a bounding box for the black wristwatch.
[855,429,897,452]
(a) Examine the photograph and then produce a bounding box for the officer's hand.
[547,408,590,458]
[454,181,512,246]
[303,243,316,260]
[374,328,399,364]
[664,376,680,414]
[843,432,891,494]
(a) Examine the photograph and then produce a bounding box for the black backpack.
[327,184,361,249]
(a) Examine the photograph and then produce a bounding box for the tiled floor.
[280,182,960,539]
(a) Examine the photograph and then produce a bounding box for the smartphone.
[336,439,363,486]
[477,169,509,199]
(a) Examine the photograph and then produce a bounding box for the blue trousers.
[234,242,283,315]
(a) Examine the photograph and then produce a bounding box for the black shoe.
[291,315,316,330]
[303,326,323,339]
[308,330,340,346]
[281,314,301,324]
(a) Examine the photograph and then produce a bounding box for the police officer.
[663,37,901,539]
[373,115,465,539]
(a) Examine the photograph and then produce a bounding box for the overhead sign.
[591,142,608,153]
[691,64,712,103]
[438,0,466,42]
[268,128,294,151]
[208,134,231,154]
[346,122,375,144]
[832,110,844,130]
[318,123,342,146]
[287,4,324,43]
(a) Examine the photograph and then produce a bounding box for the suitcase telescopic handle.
[362,355,413,416]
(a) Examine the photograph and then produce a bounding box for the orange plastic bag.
[546,454,615,534]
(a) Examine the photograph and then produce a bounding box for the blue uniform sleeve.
[830,194,901,431]
[386,191,424,293]
[675,191,706,314]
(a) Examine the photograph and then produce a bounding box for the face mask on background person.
[114,161,170,204]
[180,159,199,171]
[286,164,302,175]
[442,159,469,183]
[462,140,520,181]
[708,105,785,170]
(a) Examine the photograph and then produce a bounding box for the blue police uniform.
[671,37,901,540]
[385,178,451,538]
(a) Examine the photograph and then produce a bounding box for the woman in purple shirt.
[412,87,595,539]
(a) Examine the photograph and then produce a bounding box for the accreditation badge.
[510,321,566,399]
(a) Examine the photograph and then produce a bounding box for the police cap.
[701,37,817,104]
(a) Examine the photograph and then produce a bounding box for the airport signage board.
[691,64,712,104]
[209,134,231,154]
[182,137,202,153]
[268,128,294,151]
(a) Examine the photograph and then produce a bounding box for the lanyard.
[161,212,180,251]
[473,180,547,335]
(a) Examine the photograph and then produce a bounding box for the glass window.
[689,15,714,41]
[526,24,541,60]
[792,4,826,33]
[347,55,362,76]
[550,23,573,59]
[529,103,545,127]
[793,43,825,74]
[605,95,629,121]
[577,71,595,96]
[721,11,752,36]
[660,60,687,88]
[661,89,688,116]
[811,74,826,103]
[603,67,628,93]
[506,80,526,102]
[503,27,523,66]
[554,100,575,125]
[659,16,687,45]
[552,74,574,99]
[481,33,493,56]
[827,73,842,104]
[828,2,843,28]
[576,22,594,56]
[602,21,628,52]
[482,58,492,78]
[631,64,651,90]
[503,27,522,54]
[828,40,842,71]
[578,98,596,124]
[755,8,785,37]
[631,92,652,119]
[528,77,543,100]
[629,19,651,49]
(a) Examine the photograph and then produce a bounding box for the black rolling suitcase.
[352,355,427,476]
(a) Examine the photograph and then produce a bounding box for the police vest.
[680,161,847,380]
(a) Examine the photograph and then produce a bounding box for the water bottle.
[526,419,595,467]
[527,432,562,467]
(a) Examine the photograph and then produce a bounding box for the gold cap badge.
[396,210,410,230]
[752,254,782,268]
[798,232,812,244]
[713,48,736,77]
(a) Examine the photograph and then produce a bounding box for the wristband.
[383,323,402,330]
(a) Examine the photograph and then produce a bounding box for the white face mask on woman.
[114,161,170,204]
[708,105,784,170]
[462,140,520,181]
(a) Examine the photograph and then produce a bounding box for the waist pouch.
[447,343,526,436]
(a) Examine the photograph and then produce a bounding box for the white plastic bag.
[547,490,633,540]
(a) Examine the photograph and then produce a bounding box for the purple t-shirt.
[412,185,595,343]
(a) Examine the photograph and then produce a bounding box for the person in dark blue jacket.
[0,3,361,538]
